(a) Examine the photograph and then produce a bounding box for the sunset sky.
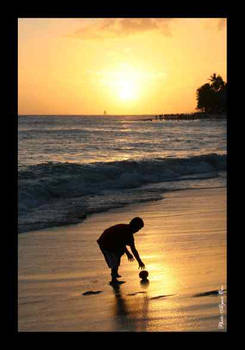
[18,18,227,115]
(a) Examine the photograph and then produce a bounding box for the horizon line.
[18,111,197,116]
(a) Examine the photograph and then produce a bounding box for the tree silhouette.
[196,73,227,114]
[209,73,225,92]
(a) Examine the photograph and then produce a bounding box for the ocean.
[18,115,227,233]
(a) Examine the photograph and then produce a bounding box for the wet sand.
[18,187,226,331]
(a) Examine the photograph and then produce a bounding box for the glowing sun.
[100,63,141,102]
[118,80,137,100]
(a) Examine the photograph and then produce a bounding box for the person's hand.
[138,261,145,270]
[127,253,134,262]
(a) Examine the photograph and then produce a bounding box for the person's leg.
[98,244,123,283]
[111,266,119,280]
[110,254,122,283]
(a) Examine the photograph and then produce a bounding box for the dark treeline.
[196,73,227,114]
[147,73,227,122]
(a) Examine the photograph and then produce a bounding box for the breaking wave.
[18,153,226,233]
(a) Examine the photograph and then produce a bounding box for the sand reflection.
[110,280,150,331]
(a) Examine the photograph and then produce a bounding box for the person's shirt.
[97,224,134,253]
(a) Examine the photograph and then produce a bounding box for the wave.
[18,153,226,233]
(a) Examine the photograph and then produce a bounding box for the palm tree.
[196,74,227,114]
[197,83,217,113]
[209,73,225,92]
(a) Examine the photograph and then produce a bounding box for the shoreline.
[18,184,225,234]
[18,186,226,331]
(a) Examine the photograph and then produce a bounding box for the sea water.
[18,115,227,233]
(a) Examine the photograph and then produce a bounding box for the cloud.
[69,18,173,40]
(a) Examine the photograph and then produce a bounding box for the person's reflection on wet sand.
[110,279,150,331]
[111,283,136,331]
[111,283,128,316]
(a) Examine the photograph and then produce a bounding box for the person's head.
[129,217,144,233]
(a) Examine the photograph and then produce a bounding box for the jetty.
[154,113,226,121]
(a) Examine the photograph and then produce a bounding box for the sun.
[118,80,136,100]
[99,63,141,102]
[115,69,140,101]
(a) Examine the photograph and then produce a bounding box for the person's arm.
[129,242,145,269]
[125,246,134,261]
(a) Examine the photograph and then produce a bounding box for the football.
[139,270,149,279]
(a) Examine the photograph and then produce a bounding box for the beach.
[18,17,227,333]
[18,186,226,332]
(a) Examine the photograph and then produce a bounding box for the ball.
[139,270,149,280]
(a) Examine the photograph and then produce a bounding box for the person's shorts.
[97,242,123,269]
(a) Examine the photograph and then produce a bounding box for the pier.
[154,113,226,121]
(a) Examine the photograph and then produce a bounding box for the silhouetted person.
[97,217,145,284]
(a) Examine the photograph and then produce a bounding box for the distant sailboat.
[104,110,107,115]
